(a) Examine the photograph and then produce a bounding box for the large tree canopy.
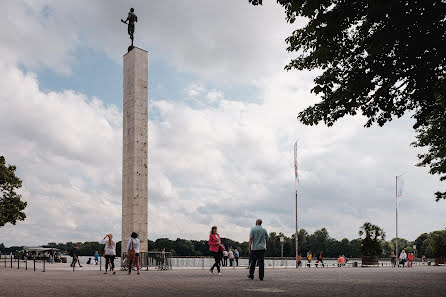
[0,156,27,227]
[250,0,446,200]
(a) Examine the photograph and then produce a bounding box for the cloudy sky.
[1,0,445,247]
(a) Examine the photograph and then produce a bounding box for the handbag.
[127,239,136,260]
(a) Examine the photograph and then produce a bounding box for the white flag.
[396,175,404,198]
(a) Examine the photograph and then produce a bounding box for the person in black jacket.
[69,245,82,267]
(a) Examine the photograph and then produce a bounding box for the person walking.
[70,245,82,268]
[298,254,302,267]
[234,249,240,266]
[126,232,141,275]
[399,249,407,267]
[94,251,99,265]
[223,249,229,266]
[247,219,268,281]
[100,234,116,274]
[228,249,234,266]
[318,251,324,267]
[208,226,223,275]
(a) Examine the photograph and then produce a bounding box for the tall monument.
[121,9,148,256]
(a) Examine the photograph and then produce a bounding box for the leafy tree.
[412,103,446,201]
[414,233,430,256]
[381,240,394,257]
[391,237,409,254]
[359,222,385,256]
[0,156,27,226]
[249,0,446,200]
[430,230,446,258]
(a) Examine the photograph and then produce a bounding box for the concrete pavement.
[0,265,445,296]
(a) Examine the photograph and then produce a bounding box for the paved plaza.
[1,265,445,296]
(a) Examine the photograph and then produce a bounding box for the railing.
[1,253,440,272]
[1,254,47,272]
[121,252,173,270]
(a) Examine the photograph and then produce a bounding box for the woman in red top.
[209,226,222,275]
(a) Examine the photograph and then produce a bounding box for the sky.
[0,0,445,247]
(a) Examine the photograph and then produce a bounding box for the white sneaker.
[218,272,221,275]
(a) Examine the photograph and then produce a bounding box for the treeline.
[1,227,445,258]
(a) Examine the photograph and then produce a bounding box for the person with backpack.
[100,234,116,274]
[208,226,223,275]
[126,232,141,275]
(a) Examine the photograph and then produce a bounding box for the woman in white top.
[100,234,116,274]
[127,232,141,274]
[399,249,407,267]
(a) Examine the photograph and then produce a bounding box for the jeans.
[249,250,265,280]
[105,255,115,271]
[235,257,239,266]
[211,251,221,273]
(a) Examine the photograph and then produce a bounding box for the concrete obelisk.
[122,47,148,256]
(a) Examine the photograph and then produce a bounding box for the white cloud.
[0,1,445,248]
[1,0,295,83]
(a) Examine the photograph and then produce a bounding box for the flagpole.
[395,176,398,259]
[294,141,299,268]
[295,183,298,268]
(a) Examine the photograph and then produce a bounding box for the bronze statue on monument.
[121,8,138,52]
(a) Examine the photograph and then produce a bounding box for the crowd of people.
[390,250,416,268]
[209,219,268,280]
[65,221,422,278]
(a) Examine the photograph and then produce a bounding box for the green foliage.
[2,228,444,259]
[250,0,446,199]
[0,156,27,227]
[381,240,394,257]
[359,222,385,256]
[412,100,446,201]
[430,230,446,258]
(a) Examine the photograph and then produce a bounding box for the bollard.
[26,258,27,270]
[11,256,13,268]
[18,258,20,269]
[202,258,204,270]
[43,259,45,272]
[34,258,36,271]
[99,256,101,271]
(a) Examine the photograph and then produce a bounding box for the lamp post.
[280,236,285,263]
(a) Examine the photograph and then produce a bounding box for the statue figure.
[121,8,138,50]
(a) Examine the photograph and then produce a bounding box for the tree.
[359,222,385,256]
[429,230,446,259]
[412,102,446,201]
[249,0,446,200]
[0,156,27,227]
